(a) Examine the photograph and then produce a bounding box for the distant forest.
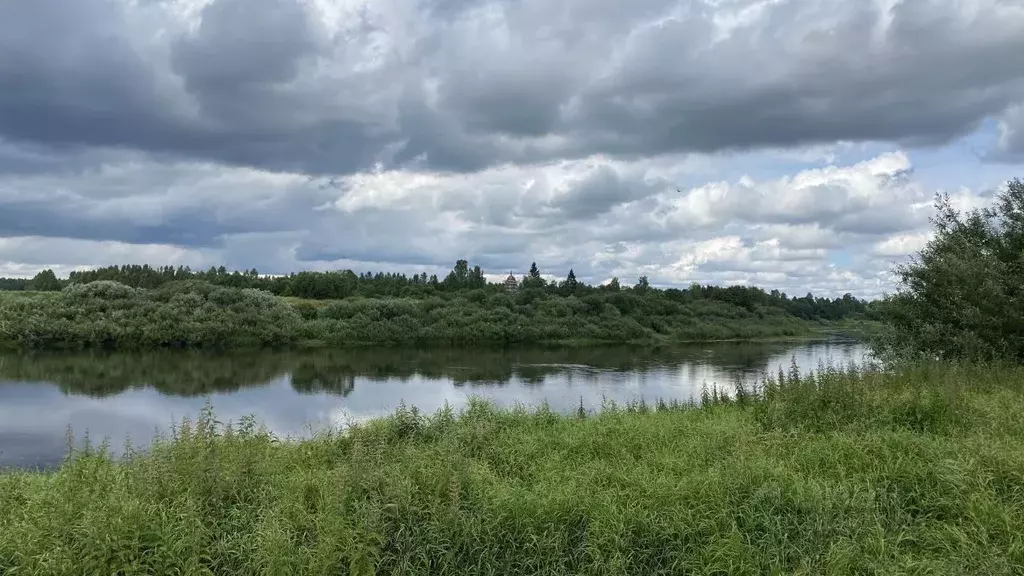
[0,277,31,291]
[0,260,876,323]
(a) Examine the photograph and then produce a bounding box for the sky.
[1,0,1023,299]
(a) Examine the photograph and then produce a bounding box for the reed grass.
[2,361,1024,575]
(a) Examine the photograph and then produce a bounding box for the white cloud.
[655,152,924,232]
[0,147,1009,299]
[873,232,933,258]
[0,237,215,278]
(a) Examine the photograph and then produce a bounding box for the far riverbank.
[0,281,880,352]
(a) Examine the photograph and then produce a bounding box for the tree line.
[1,259,876,323]
[0,277,30,291]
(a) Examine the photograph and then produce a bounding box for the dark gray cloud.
[171,0,325,93]
[0,0,388,175]
[165,0,389,177]
[546,165,661,220]
[558,0,1024,158]
[1,0,1023,175]
[0,196,220,247]
[0,0,185,152]
[0,160,335,247]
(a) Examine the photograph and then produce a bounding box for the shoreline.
[0,280,881,352]
[2,361,1020,574]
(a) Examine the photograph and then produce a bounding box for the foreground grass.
[3,363,1024,575]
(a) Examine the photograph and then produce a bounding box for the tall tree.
[28,269,62,292]
[524,262,545,289]
[877,178,1024,362]
[563,269,579,295]
[440,259,481,290]
[634,275,650,294]
[471,265,486,288]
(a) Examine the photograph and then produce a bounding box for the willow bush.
[0,279,825,351]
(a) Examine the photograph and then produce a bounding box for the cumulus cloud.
[640,152,928,234]
[3,0,1024,173]
[2,143,990,298]
[1,0,1023,297]
[872,232,934,258]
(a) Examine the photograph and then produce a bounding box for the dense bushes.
[0,281,302,350]
[0,279,841,350]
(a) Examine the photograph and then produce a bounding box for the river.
[0,338,871,469]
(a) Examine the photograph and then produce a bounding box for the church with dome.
[503,271,519,292]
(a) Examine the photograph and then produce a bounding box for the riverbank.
[2,362,1022,574]
[0,281,877,351]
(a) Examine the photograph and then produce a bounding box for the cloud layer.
[2,0,1024,297]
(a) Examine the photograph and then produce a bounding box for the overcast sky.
[2,0,1023,298]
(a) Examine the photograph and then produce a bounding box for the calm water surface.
[0,339,871,468]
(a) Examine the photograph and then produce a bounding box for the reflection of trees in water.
[290,360,356,396]
[0,352,292,398]
[0,340,858,398]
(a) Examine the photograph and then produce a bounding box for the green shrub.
[0,278,859,351]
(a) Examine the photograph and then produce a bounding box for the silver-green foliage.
[0,281,301,349]
[0,281,822,350]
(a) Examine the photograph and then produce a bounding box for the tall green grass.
[3,362,1024,574]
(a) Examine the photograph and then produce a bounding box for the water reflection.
[0,339,870,469]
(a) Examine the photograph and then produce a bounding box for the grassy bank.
[3,362,1023,574]
[0,281,873,351]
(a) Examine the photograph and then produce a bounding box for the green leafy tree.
[877,178,1024,362]
[29,269,62,292]
[443,259,471,290]
[471,265,487,289]
[635,275,650,294]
